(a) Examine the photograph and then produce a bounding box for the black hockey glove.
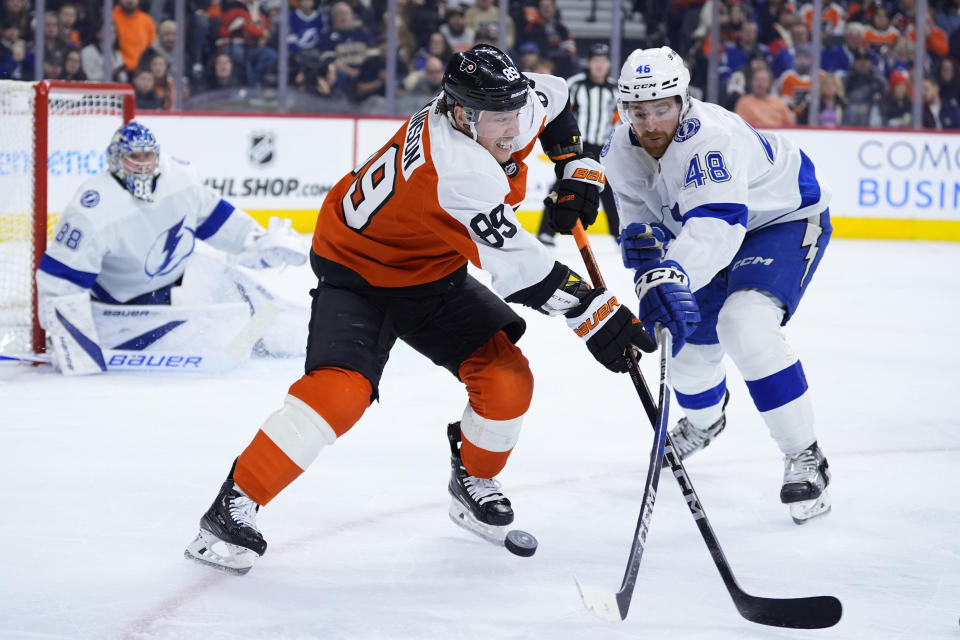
[548,157,606,233]
[565,287,657,372]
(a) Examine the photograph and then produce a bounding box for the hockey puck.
[504,529,538,557]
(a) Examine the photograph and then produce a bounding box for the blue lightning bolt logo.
[157,218,185,275]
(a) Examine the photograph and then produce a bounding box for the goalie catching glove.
[545,157,606,233]
[235,216,308,269]
[543,269,655,372]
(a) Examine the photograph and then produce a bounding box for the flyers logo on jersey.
[570,167,606,185]
[460,60,477,74]
[573,296,620,338]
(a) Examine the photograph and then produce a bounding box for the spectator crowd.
[0,0,958,129]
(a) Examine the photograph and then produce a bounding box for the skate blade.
[447,499,508,546]
[184,528,259,575]
[790,490,832,525]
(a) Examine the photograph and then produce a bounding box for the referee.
[539,43,621,244]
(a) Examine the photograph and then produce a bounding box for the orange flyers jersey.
[777,70,811,107]
[799,3,846,33]
[313,72,570,300]
[863,27,900,49]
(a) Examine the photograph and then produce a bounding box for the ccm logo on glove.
[636,266,688,288]
[571,295,620,337]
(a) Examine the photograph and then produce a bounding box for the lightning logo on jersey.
[146,217,196,277]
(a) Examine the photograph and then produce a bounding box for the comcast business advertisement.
[776,128,960,237]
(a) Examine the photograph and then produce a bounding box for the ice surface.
[2,237,958,640]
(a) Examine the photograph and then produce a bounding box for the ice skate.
[780,442,832,525]
[669,390,730,460]
[184,462,267,575]
[447,422,515,544]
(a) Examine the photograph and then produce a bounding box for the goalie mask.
[107,121,161,202]
[441,44,535,144]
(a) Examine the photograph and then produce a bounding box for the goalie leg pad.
[45,293,106,375]
[173,252,276,308]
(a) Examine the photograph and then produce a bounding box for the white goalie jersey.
[602,98,832,292]
[36,155,260,314]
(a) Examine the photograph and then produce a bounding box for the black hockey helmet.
[441,44,531,112]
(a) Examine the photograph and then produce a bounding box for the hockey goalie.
[34,121,310,374]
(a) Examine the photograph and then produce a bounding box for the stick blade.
[735,594,842,629]
[574,577,627,621]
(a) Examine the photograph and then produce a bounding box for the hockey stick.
[0,352,53,364]
[575,326,671,621]
[569,219,672,621]
[568,221,842,629]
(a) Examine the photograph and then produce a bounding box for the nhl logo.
[249,131,276,166]
[460,59,477,74]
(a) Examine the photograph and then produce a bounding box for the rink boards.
[2,112,957,241]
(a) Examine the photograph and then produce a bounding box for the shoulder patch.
[80,190,100,208]
[673,118,701,143]
[600,129,616,157]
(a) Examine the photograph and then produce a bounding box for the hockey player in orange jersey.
[185,44,654,574]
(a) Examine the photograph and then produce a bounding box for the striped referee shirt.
[566,72,619,148]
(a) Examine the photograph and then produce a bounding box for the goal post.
[0,80,134,356]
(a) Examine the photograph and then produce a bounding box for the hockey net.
[0,80,134,356]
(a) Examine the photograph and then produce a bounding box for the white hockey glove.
[235,217,308,269]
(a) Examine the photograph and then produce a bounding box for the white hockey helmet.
[617,46,691,121]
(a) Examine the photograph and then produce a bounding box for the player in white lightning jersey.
[602,47,833,524]
[35,121,308,374]
[184,45,655,575]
